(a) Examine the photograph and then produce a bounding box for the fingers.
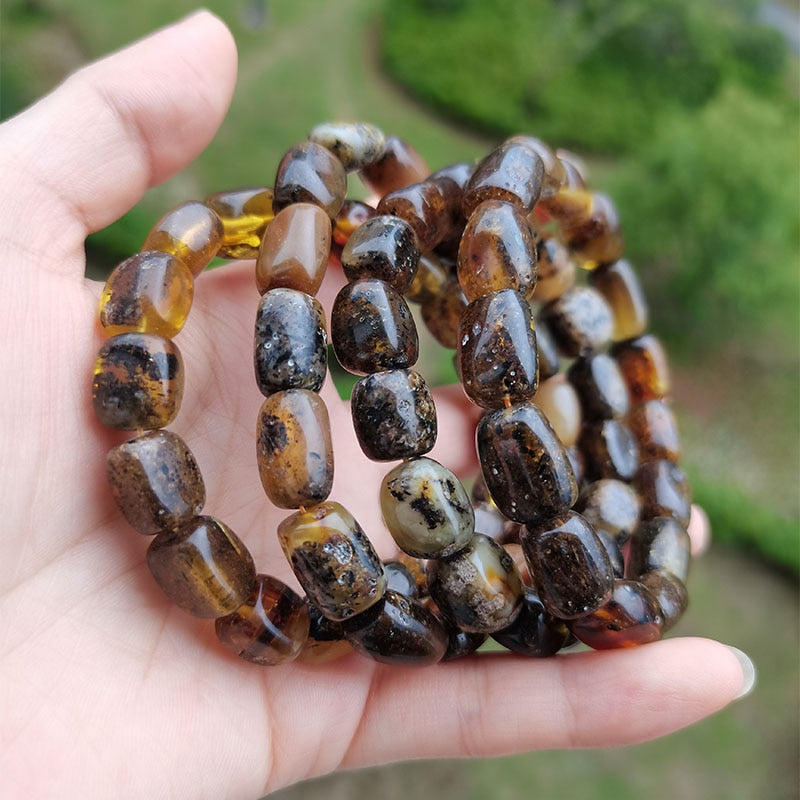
[0,11,237,275]
[688,504,711,556]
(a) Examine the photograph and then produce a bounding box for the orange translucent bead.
[332,199,376,249]
[204,187,274,260]
[564,192,624,267]
[534,237,576,304]
[612,334,672,403]
[533,374,582,448]
[538,188,593,231]
[627,399,681,463]
[405,252,450,304]
[590,258,649,341]
[420,278,468,349]
[359,135,430,196]
[506,135,566,198]
[376,180,449,252]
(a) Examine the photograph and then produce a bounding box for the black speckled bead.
[492,587,571,657]
[635,460,692,527]
[626,516,691,582]
[299,600,353,664]
[567,353,629,421]
[541,286,614,357]
[384,560,420,598]
[640,570,688,631]
[579,419,639,481]
[272,141,347,219]
[575,479,641,545]
[420,278,468,349]
[308,121,386,171]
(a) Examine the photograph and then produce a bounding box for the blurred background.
[2,0,797,797]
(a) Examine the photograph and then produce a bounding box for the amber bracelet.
[92,122,692,667]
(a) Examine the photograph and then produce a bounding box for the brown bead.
[204,187,274,260]
[522,511,614,619]
[541,286,614,357]
[351,369,436,460]
[106,430,205,535]
[534,319,561,380]
[492,587,571,657]
[405,252,450,304]
[612,334,671,403]
[359,135,430,196]
[384,560,420,598]
[563,192,624,266]
[533,237,576,303]
[569,580,663,649]
[215,575,310,665]
[458,289,539,409]
[640,570,688,631]
[574,479,641,545]
[590,258,649,341]
[532,375,582,448]
[441,624,488,661]
[99,251,193,338]
[477,402,577,523]
[92,333,183,430]
[332,200,376,250]
[627,516,691,582]
[506,135,566,198]
[566,445,585,490]
[579,419,639,481]
[420,278,467,349]
[504,542,532,584]
[278,501,386,621]
[538,188,593,231]
[331,278,418,374]
[462,141,544,217]
[255,202,331,296]
[272,141,347,219]
[142,201,223,277]
[558,154,588,189]
[392,551,429,598]
[146,516,256,618]
[628,399,681,463]
[457,200,537,302]
[377,181,449,252]
[429,161,474,242]
[308,121,387,171]
[256,390,333,509]
[635,460,692,527]
[567,353,630,421]
[299,600,353,664]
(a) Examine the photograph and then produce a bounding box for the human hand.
[0,11,752,798]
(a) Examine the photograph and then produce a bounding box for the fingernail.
[726,646,756,699]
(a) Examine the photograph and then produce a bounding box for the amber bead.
[278,501,386,621]
[541,286,614,357]
[492,587,571,657]
[532,375,582,448]
[204,187,274,260]
[462,141,544,216]
[146,516,256,618]
[504,542,532,584]
[377,180,449,252]
[429,161,474,242]
[522,511,614,620]
[99,251,193,338]
[635,460,692,527]
[477,402,577,523]
[567,353,629,421]
[331,278,418,374]
[596,529,625,579]
[350,369,436,460]
[308,121,386,171]
[341,215,420,292]
[563,193,624,266]
[628,399,681,463]
[566,445,585,490]
[392,551,429,598]
[569,580,663,650]
[506,135,566,198]
[299,601,353,664]
[534,319,561,380]
[272,141,347,219]
[640,570,688,632]
[255,203,331,296]
[106,430,205,535]
[142,201,223,277]
[579,419,639,481]
[405,252,450,304]
[256,390,333,509]
[381,456,474,559]
[342,590,447,666]
[627,516,691,583]
[359,136,430,196]
[457,289,538,409]
[538,188,593,231]
[384,560,420,598]
[420,278,467,349]
[92,333,183,430]
[533,237,576,304]
[442,625,488,661]
[457,200,537,302]
[215,575,310,666]
[590,259,649,341]
[427,533,523,633]
[558,154,588,190]
[574,479,641,545]
[332,200,376,250]
[612,334,671,403]
[254,288,327,397]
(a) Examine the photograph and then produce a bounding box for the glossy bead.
[558,154,588,189]
[628,399,681,463]
[533,237,575,303]
[204,187,274,260]
[574,479,641,545]
[392,551,429,598]
[521,511,614,619]
[342,590,447,666]
[350,369,436,460]
[299,601,353,664]
[567,353,629,421]
[563,192,624,266]
[381,456,474,559]
[532,375,582,447]
[492,587,571,657]
[106,430,205,535]
[462,141,544,216]
[142,201,223,277]
[457,289,538,409]
[506,135,566,198]
[442,625,488,661]
[541,286,614,357]
[341,215,420,291]
[565,445,585,490]
[332,200,376,250]
[308,121,386,171]
[627,516,691,582]
[215,575,310,666]
[405,252,450,304]
[569,580,663,649]
[596,529,625,579]
[272,141,347,219]
[579,419,639,481]
[99,251,193,338]
[612,334,671,403]
[255,203,331,296]
[477,402,577,523]
[534,319,561,380]
[429,161,474,242]
[92,333,183,430]
[146,516,256,618]
[278,501,386,621]
[590,258,649,341]
[377,180,449,252]
[457,200,537,302]
[420,278,467,349]
[256,390,333,509]
[539,188,593,231]
[473,501,505,542]
[331,278,418,374]
[640,570,688,631]
[427,533,523,633]
[359,135,430,196]
[384,560,420,598]
[635,460,692,527]
[254,288,327,396]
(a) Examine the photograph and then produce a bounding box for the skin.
[0,11,746,799]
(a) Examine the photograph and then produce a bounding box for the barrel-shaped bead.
[640,570,688,631]
[579,419,639,481]
[377,180,449,252]
[299,601,353,664]
[533,237,576,303]
[541,286,614,357]
[590,258,649,341]
[205,187,274,260]
[538,187,593,230]
[272,141,347,219]
[506,135,566,198]
[492,587,571,657]
[628,399,681,463]
[359,136,430,196]
[383,561,420,598]
[612,335,671,403]
[405,253,450,305]
[635,460,692,527]
[429,161,474,243]
[627,516,691,582]
[567,353,630,421]
[574,479,641,545]
[442,625,488,662]
[308,121,386,171]
[534,319,561,380]
[563,192,624,266]
[532,375,582,448]
[420,279,467,349]
[332,200,376,251]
